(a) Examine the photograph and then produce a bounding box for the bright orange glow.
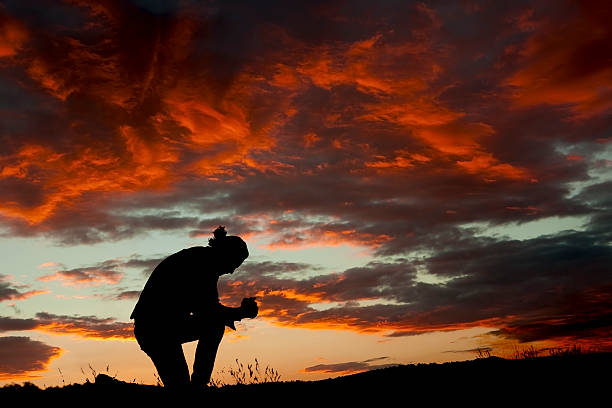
[0,13,27,58]
[162,74,279,178]
[264,229,393,250]
[36,323,134,341]
[0,138,178,224]
[254,289,328,304]
[457,153,530,180]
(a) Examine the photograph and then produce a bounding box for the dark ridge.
[2,353,609,405]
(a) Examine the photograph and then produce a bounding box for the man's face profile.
[214,252,245,276]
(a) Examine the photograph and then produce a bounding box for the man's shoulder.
[152,246,208,270]
[178,246,209,256]
[169,246,209,262]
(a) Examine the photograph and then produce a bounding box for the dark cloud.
[35,312,133,339]
[235,260,320,279]
[0,274,48,302]
[0,313,133,339]
[0,316,39,332]
[0,336,62,379]
[491,284,612,346]
[36,254,165,287]
[37,261,124,286]
[0,0,607,247]
[122,256,165,276]
[107,290,141,301]
[303,356,395,374]
[0,0,610,350]
[217,222,612,347]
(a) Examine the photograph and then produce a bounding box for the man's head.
[208,226,249,275]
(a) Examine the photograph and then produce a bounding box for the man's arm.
[218,297,258,330]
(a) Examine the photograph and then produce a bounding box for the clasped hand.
[241,297,258,319]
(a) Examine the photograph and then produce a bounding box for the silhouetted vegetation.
[2,352,608,404]
[210,358,281,387]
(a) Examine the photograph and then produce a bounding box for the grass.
[474,343,588,360]
[210,358,282,387]
[1,349,608,405]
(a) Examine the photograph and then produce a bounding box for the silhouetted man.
[130,226,258,388]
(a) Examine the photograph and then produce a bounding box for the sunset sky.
[0,0,611,387]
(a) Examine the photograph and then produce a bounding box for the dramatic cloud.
[36,255,165,286]
[0,0,605,245]
[0,274,48,302]
[108,290,141,301]
[0,313,133,340]
[304,357,395,374]
[0,316,40,332]
[0,0,610,351]
[218,220,612,348]
[38,268,123,287]
[504,1,612,118]
[0,9,27,58]
[0,336,62,380]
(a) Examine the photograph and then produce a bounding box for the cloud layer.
[303,357,395,374]
[0,336,62,380]
[0,274,48,302]
[0,313,133,340]
[0,0,610,351]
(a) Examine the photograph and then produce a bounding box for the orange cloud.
[0,136,179,224]
[254,288,328,304]
[274,29,532,182]
[265,228,392,250]
[0,12,27,58]
[21,313,135,340]
[36,321,132,340]
[505,2,612,119]
[119,125,179,185]
[8,289,50,301]
[457,153,531,181]
[37,270,123,287]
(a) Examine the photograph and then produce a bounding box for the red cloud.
[505,1,612,119]
[0,11,27,58]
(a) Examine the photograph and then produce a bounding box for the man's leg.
[146,343,190,389]
[190,323,225,387]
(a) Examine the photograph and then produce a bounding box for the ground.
[2,353,608,405]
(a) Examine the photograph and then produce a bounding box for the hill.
[2,353,609,405]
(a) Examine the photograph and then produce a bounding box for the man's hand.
[240,297,258,319]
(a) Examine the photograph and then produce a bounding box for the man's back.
[130,246,219,320]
